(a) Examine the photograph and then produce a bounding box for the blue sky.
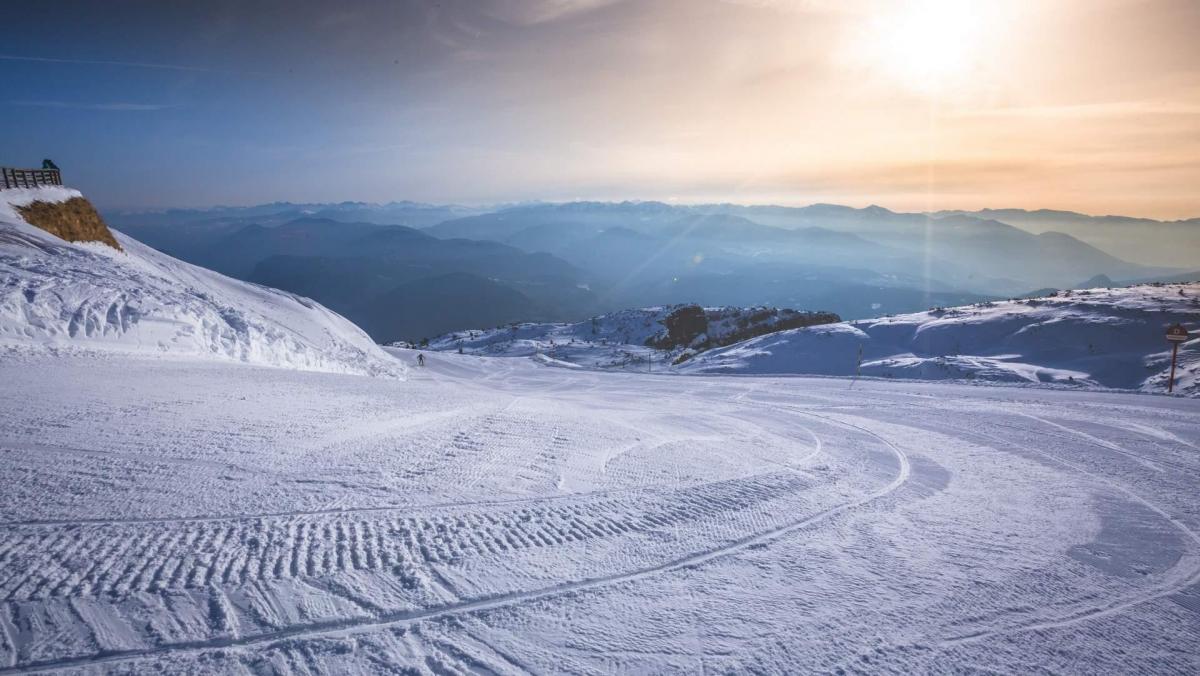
[1,2,480,208]
[2,1,1198,217]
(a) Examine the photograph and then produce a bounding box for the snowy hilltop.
[420,305,839,370]
[424,286,1198,395]
[682,284,1199,395]
[0,186,403,377]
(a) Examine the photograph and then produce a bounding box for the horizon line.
[94,196,1200,224]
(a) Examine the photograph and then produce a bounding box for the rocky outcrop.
[652,305,841,352]
[15,197,122,251]
[662,305,708,346]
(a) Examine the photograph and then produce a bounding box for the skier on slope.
[417,353,425,367]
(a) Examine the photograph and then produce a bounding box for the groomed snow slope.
[682,284,1199,395]
[1,351,1198,672]
[0,187,403,377]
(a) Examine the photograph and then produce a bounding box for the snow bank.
[0,186,404,377]
[682,286,1199,395]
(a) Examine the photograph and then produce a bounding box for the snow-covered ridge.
[420,305,837,370]
[683,284,1199,395]
[420,306,684,370]
[423,284,1198,395]
[0,186,404,377]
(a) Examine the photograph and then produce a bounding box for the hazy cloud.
[0,53,213,72]
[949,100,1200,119]
[9,100,179,111]
[482,0,627,25]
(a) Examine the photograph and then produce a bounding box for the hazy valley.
[112,200,1191,344]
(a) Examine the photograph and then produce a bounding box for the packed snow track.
[0,351,1198,673]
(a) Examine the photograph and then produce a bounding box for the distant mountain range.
[118,216,592,342]
[107,200,1194,343]
[108,200,491,230]
[934,208,1200,268]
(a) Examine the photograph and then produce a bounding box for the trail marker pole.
[850,344,863,389]
[1166,323,1189,393]
[1169,342,1179,393]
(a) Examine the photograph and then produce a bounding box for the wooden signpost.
[1166,324,1189,393]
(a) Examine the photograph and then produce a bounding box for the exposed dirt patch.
[15,197,122,250]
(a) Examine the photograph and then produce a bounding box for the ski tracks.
[0,402,912,674]
[936,419,1200,648]
[742,390,1200,652]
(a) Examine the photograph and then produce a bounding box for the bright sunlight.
[858,0,996,94]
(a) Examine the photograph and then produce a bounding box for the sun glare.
[859,0,992,95]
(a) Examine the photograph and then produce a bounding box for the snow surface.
[683,285,1199,395]
[0,187,403,377]
[2,186,1199,671]
[1,350,1198,672]
[429,288,1199,396]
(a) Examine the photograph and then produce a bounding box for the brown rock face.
[15,197,122,251]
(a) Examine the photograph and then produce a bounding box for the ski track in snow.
[0,410,907,675]
[930,419,1200,646]
[0,351,1198,672]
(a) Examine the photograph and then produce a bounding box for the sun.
[858,0,992,95]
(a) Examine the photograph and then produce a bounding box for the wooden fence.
[1,167,63,190]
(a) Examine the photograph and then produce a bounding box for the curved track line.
[0,440,821,530]
[0,409,910,675]
[936,421,1200,646]
[1015,412,1164,473]
[1117,420,1200,452]
[740,399,1200,648]
[1,402,825,529]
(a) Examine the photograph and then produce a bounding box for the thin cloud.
[949,101,1200,119]
[0,53,213,73]
[483,0,626,25]
[9,100,180,112]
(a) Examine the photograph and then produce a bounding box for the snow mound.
[682,285,1199,395]
[0,187,404,377]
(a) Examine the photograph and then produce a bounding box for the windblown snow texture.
[682,286,1199,395]
[0,187,403,377]
[0,351,1197,672]
[429,288,1198,395]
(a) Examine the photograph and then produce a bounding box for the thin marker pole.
[1168,342,1179,394]
[850,344,863,389]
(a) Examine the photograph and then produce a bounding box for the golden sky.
[418,0,1199,218]
[8,0,1198,217]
